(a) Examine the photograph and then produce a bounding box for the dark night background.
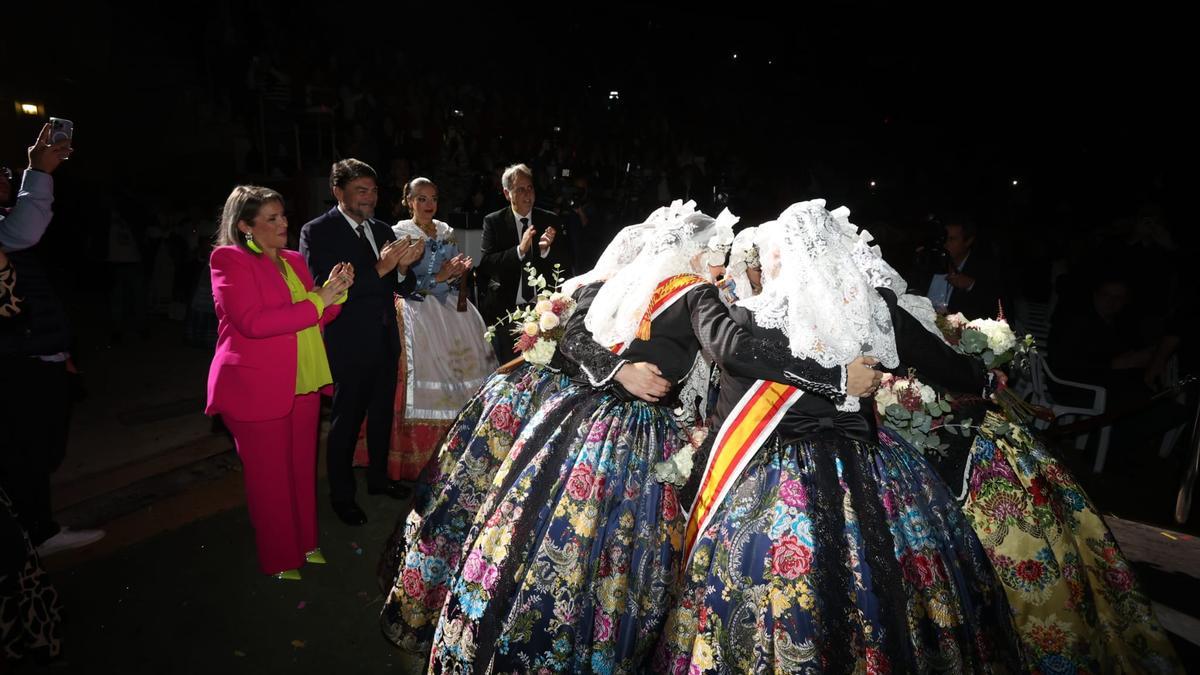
[2,3,1197,670]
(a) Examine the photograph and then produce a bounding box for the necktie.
[356,223,378,260]
[519,217,534,302]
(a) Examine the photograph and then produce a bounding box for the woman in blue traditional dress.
[428,201,880,673]
[378,217,659,654]
[353,177,496,482]
[656,201,1026,674]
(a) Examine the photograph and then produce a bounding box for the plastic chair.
[1024,350,1112,472]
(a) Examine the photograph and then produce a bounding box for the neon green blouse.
[280,261,342,395]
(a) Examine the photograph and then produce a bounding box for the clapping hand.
[377,237,423,276]
[539,226,557,255]
[435,254,472,283]
[317,262,355,305]
[518,225,537,257]
[397,238,424,266]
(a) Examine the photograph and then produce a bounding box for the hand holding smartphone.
[28,119,74,173]
[50,118,74,145]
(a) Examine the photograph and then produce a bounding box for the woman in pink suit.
[205,185,355,580]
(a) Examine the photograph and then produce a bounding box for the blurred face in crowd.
[746,266,762,294]
[504,173,535,216]
[334,176,379,222]
[0,170,11,204]
[407,184,439,225]
[239,199,289,253]
[1093,281,1130,322]
[943,223,974,263]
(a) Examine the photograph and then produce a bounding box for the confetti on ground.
[355,547,364,556]
[297,601,306,609]
[291,640,306,649]
[234,651,246,657]
[1161,532,1179,540]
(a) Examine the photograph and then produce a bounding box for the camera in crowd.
[913,215,953,275]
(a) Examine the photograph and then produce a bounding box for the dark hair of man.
[329,158,378,193]
[945,215,978,241]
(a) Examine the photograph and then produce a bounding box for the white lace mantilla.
[725,225,761,301]
[738,199,910,411]
[586,200,738,348]
[562,220,656,298]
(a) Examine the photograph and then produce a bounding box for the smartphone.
[49,117,74,144]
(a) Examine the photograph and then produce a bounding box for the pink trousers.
[224,393,320,574]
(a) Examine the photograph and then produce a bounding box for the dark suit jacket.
[475,206,571,323]
[299,207,415,372]
[915,251,1006,321]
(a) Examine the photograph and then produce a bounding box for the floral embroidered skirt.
[951,412,1182,673]
[379,363,571,655]
[430,386,688,674]
[657,431,1025,674]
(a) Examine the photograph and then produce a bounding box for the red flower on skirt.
[901,552,935,589]
[769,534,813,580]
[1016,559,1045,583]
[401,568,425,599]
[566,463,595,501]
[489,403,515,434]
[661,484,679,520]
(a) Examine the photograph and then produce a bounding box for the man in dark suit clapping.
[300,159,421,526]
[476,163,572,361]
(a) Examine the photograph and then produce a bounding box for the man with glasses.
[477,163,571,361]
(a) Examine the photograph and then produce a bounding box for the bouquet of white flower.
[484,264,576,366]
[935,305,1048,425]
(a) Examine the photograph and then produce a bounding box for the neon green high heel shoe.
[305,549,327,565]
[273,569,302,581]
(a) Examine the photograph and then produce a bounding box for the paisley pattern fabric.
[657,432,1025,674]
[952,412,1182,674]
[379,363,570,654]
[430,385,689,674]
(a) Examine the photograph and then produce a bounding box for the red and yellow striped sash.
[682,379,803,566]
[609,273,707,354]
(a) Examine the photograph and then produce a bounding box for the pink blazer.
[205,246,342,422]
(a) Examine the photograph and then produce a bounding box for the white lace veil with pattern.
[561,220,656,298]
[725,225,761,301]
[586,200,738,348]
[739,199,916,371]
